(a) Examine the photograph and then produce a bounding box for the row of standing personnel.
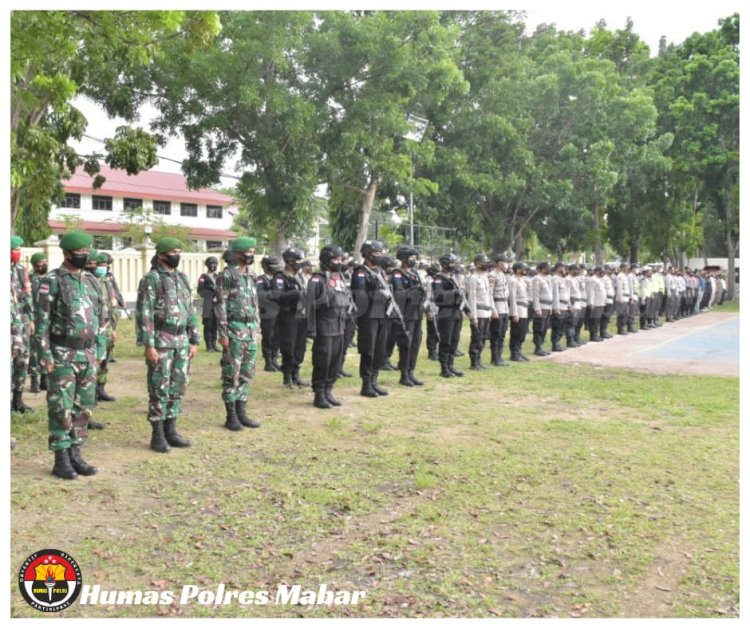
[14,229,715,481]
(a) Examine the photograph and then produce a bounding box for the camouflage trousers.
[46,356,98,451]
[221,335,257,403]
[11,322,30,392]
[146,344,190,423]
[97,336,115,385]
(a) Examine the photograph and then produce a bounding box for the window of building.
[206,205,223,219]
[62,193,81,209]
[124,198,143,211]
[206,240,224,250]
[181,203,198,217]
[93,236,113,250]
[92,195,113,211]
[153,200,171,216]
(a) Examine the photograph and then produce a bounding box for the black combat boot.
[339,367,352,377]
[236,400,261,428]
[408,371,424,386]
[52,449,78,480]
[381,358,396,372]
[292,368,309,387]
[325,386,342,406]
[96,383,116,402]
[11,390,32,414]
[282,371,294,389]
[440,361,455,377]
[224,402,243,431]
[30,375,40,393]
[40,374,48,390]
[314,389,333,409]
[360,377,379,397]
[263,354,278,372]
[510,349,523,362]
[399,370,415,386]
[69,444,97,476]
[150,420,170,452]
[428,350,439,361]
[552,340,565,352]
[272,354,282,370]
[533,344,547,357]
[470,356,482,371]
[371,373,389,396]
[165,418,191,447]
[88,418,105,430]
[448,359,464,377]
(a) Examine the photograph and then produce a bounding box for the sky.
[62,0,742,187]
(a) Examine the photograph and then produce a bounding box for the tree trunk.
[629,227,640,264]
[353,175,378,262]
[513,230,524,260]
[593,204,604,266]
[272,230,288,256]
[725,188,737,301]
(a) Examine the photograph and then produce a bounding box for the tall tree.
[150,11,321,253]
[11,10,219,241]
[309,10,465,255]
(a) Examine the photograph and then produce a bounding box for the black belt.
[50,334,94,350]
[539,300,552,305]
[476,304,492,311]
[516,301,528,307]
[229,316,252,323]
[155,323,186,335]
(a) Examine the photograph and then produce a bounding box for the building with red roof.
[49,165,239,251]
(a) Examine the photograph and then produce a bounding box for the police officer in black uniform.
[271,247,308,388]
[351,240,391,397]
[197,256,220,352]
[306,245,351,409]
[381,255,399,371]
[391,245,426,387]
[256,255,281,371]
[431,253,465,378]
[339,258,356,377]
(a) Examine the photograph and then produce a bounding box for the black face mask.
[68,253,88,269]
[243,254,255,265]
[207,264,218,272]
[162,254,181,269]
[328,262,343,272]
[406,259,417,268]
[35,265,48,275]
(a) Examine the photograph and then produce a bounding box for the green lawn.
[10,316,738,618]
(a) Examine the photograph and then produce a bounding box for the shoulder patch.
[357,272,365,277]
[39,284,50,294]
[311,276,322,282]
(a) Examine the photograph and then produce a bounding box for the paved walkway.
[545,311,739,377]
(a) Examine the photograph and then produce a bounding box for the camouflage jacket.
[11,263,32,322]
[103,273,124,330]
[34,264,105,365]
[136,265,200,349]
[214,264,259,341]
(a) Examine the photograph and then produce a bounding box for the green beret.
[11,235,24,249]
[156,237,183,253]
[231,237,257,251]
[30,252,48,264]
[59,230,93,251]
[87,249,100,263]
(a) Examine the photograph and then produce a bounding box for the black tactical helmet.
[360,240,385,258]
[205,256,219,266]
[439,252,458,270]
[261,255,280,271]
[222,248,237,265]
[474,253,490,267]
[282,247,304,263]
[396,245,418,261]
[319,245,344,266]
[100,252,113,265]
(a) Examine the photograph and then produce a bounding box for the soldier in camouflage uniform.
[28,251,49,394]
[214,237,261,431]
[136,237,200,453]
[94,252,118,404]
[11,235,34,413]
[34,231,104,479]
[101,251,127,363]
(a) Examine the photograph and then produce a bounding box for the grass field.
[10,304,739,618]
